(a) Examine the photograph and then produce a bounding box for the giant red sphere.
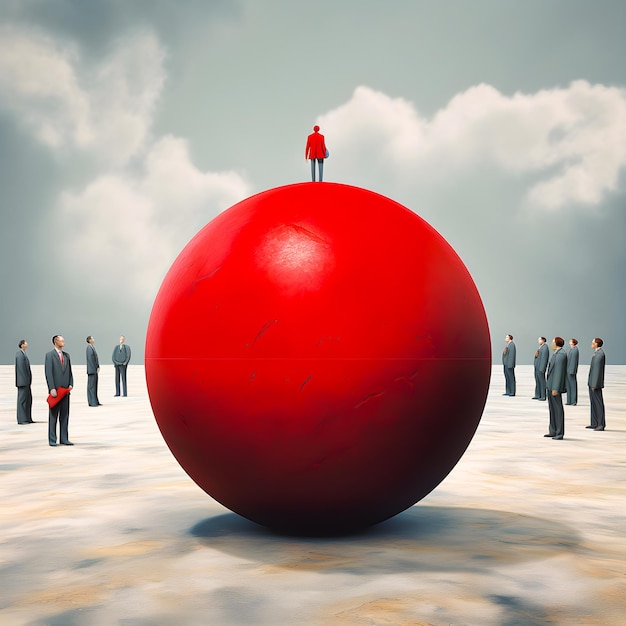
[145,182,491,533]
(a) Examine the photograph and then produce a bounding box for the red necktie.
[59,352,64,366]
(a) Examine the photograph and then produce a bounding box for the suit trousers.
[17,385,33,423]
[504,366,516,396]
[548,393,565,438]
[87,373,99,406]
[566,373,578,404]
[310,159,324,182]
[49,394,70,445]
[115,364,128,396]
[534,369,546,400]
[589,387,605,429]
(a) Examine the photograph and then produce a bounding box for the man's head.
[569,338,578,348]
[592,337,604,349]
[119,335,125,345]
[86,336,94,344]
[18,339,27,350]
[313,125,320,132]
[553,337,565,348]
[52,335,65,349]
[538,337,546,345]
[505,334,513,343]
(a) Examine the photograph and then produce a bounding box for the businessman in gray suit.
[112,335,131,397]
[532,337,549,400]
[45,335,74,446]
[587,337,606,431]
[544,337,567,440]
[502,334,516,396]
[566,338,579,405]
[86,335,101,407]
[15,339,34,424]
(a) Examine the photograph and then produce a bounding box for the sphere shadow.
[189,505,581,575]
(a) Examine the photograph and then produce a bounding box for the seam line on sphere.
[145,357,492,361]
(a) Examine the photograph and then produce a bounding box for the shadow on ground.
[189,505,580,574]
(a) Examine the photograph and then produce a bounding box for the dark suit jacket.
[546,348,567,393]
[566,346,579,375]
[534,343,549,374]
[15,349,32,387]
[588,348,605,389]
[45,349,74,392]
[86,344,100,374]
[112,344,131,366]
[502,341,516,368]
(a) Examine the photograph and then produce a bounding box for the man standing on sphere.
[305,125,327,182]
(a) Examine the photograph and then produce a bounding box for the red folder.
[47,386,71,408]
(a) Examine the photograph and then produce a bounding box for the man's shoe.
[594,428,605,431]
[585,425,595,429]
[552,436,563,440]
[60,441,74,445]
[49,443,58,447]
[543,434,555,437]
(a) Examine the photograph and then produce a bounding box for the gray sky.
[1,0,624,364]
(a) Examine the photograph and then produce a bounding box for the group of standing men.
[14,335,132,446]
[502,334,607,440]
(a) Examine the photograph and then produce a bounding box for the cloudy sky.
[1,0,624,365]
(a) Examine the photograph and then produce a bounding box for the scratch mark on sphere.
[289,223,329,245]
[394,376,414,389]
[354,391,385,410]
[191,266,222,292]
[251,319,278,347]
[299,375,312,392]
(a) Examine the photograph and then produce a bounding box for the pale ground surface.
[0,364,624,626]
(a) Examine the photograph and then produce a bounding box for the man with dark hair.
[566,338,579,405]
[502,334,516,396]
[86,336,101,407]
[587,338,606,431]
[45,335,74,446]
[544,337,567,440]
[532,337,549,400]
[15,339,34,424]
[112,335,131,397]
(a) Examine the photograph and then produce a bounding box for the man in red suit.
[305,125,327,182]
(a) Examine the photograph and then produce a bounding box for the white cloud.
[0,25,165,165]
[0,25,252,305]
[57,136,251,303]
[319,82,626,210]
